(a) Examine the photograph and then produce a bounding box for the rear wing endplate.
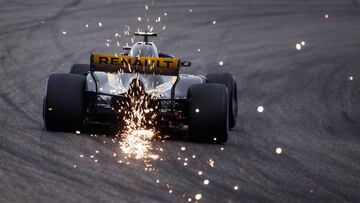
[90,53,180,76]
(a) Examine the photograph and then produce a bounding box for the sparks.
[208,159,214,167]
[195,194,202,200]
[118,79,159,160]
[120,129,156,159]
[257,106,264,113]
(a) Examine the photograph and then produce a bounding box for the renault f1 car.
[43,32,237,143]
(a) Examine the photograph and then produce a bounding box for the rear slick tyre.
[188,83,229,143]
[43,73,86,131]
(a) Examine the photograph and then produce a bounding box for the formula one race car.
[43,32,237,143]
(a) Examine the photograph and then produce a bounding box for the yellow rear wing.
[90,53,180,76]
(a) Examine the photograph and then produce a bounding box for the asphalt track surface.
[1,0,360,202]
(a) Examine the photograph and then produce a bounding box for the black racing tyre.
[188,83,229,143]
[69,64,90,75]
[206,73,238,128]
[43,73,86,131]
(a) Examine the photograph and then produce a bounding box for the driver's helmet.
[129,42,159,58]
